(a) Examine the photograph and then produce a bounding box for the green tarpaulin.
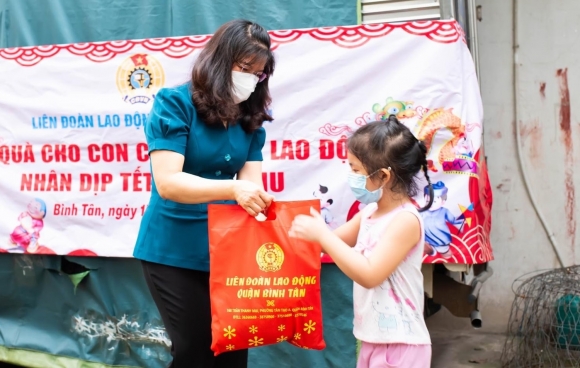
[0,0,356,48]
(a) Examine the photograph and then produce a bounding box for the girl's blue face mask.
[347,168,390,204]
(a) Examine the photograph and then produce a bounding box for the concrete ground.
[428,308,504,368]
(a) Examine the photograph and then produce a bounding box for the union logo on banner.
[115,53,165,104]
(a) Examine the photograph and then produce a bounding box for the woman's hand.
[233,180,274,217]
[289,207,329,243]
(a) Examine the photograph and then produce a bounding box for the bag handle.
[254,200,320,222]
[256,201,278,221]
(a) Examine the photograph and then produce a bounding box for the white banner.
[0,21,493,263]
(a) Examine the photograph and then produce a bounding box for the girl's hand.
[289,207,328,243]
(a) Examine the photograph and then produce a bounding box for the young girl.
[289,115,434,368]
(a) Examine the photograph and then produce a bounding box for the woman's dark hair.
[347,115,434,212]
[192,19,275,133]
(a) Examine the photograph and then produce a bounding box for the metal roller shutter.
[360,0,444,24]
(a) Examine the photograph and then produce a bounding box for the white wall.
[470,0,579,332]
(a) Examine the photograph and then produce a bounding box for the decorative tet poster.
[0,21,493,264]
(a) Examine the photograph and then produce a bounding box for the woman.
[134,19,275,368]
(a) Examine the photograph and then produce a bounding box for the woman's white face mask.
[232,71,259,104]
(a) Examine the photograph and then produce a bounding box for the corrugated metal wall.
[361,0,442,23]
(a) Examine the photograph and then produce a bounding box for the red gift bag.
[208,200,326,355]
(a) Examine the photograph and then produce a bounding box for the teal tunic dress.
[133,83,266,271]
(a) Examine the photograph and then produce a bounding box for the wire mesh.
[501,267,580,367]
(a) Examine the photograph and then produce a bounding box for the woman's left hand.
[289,207,329,243]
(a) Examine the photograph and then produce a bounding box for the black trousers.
[142,261,248,368]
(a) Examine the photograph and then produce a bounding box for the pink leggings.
[357,342,431,368]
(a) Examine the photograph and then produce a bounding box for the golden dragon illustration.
[415,108,465,171]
